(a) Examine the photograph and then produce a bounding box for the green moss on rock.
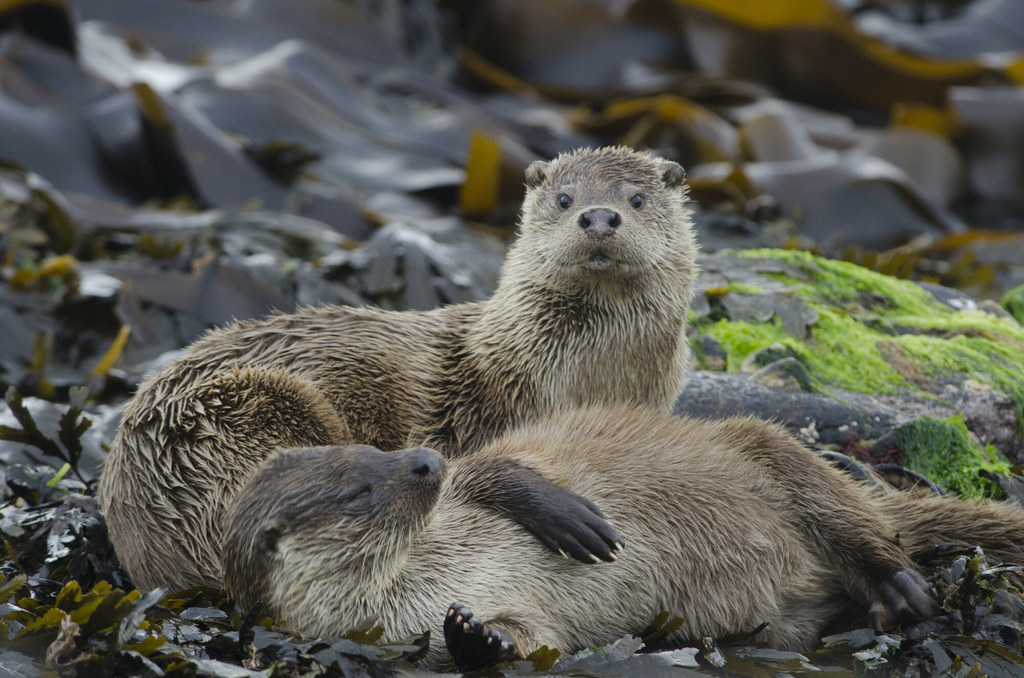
[1003,283,1024,325]
[894,416,1011,499]
[702,317,791,369]
[694,250,1024,406]
[725,281,764,295]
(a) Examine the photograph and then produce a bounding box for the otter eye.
[630,194,644,210]
[557,194,572,210]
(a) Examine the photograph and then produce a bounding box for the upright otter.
[98,146,698,591]
[220,406,1024,670]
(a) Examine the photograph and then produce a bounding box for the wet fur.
[97,147,698,590]
[220,406,1024,668]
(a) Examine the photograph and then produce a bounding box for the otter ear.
[660,161,686,190]
[524,160,550,189]
[258,518,285,554]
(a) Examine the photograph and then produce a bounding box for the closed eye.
[341,485,371,503]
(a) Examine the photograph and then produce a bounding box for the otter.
[219,405,1024,670]
[98,146,698,591]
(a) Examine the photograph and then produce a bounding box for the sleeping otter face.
[516,146,693,290]
[221,444,446,616]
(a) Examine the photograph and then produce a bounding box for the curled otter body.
[221,405,1024,669]
[98,147,698,591]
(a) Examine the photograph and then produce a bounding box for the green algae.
[899,333,1024,400]
[694,250,1024,406]
[702,316,792,369]
[725,281,765,295]
[1003,283,1024,325]
[701,311,907,394]
[894,416,1012,499]
[737,248,944,315]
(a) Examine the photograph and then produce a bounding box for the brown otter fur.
[97,146,698,591]
[220,405,1024,669]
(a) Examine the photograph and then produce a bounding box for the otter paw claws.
[444,602,516,670]
[525,487,625,564]
[868,568,937,631]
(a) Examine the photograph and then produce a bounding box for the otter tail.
[878,493,1024,565]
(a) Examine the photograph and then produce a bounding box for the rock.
[683,249,1024,473]
[692,335,726,371]
[749,357,814,392]
[676,371,899,447]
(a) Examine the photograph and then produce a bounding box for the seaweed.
[1,577,430,677]
[0,387,92,485]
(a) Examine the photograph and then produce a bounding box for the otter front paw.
[519,484,625,564]
[868,568,937,631]
[444,602,516,670]
[465,458,624,564]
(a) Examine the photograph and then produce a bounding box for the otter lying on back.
[98,146,697,591]
[220,406,1024,670]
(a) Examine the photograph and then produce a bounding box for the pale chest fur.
[538,312,690,412]
[474,292,691,415]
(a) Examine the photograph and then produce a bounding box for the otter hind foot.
[868,568,937,631]
[444,602,517,670]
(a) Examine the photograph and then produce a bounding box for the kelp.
[1,577,432,677]
[673,0,1024,110]
[456,0,1024,261]
[4,0,1023,293]
[0,386,92,484]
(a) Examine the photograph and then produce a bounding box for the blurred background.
[1,0,1023,404]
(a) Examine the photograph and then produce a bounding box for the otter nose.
[578,208,621,238]
[407,447,442,479]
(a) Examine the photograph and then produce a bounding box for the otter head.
[220,444,445,630]
[513,146,695,295]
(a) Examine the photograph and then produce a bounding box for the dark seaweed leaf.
[927,636,1024,678]
[640,610,687,650]
[342,615,385,645]
[56,387,91,482]
[697,636,727,668]
[0,573,27,602]
[1,386,92,484]
[2,387,64,461]
[523,644,560,672]
[114,587,164,650]
[244,141,322,186]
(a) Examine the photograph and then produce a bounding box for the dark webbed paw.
[444,602,516,670]
[472,458,625,564]
[868,568,937,631]
[517,483,625,564]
